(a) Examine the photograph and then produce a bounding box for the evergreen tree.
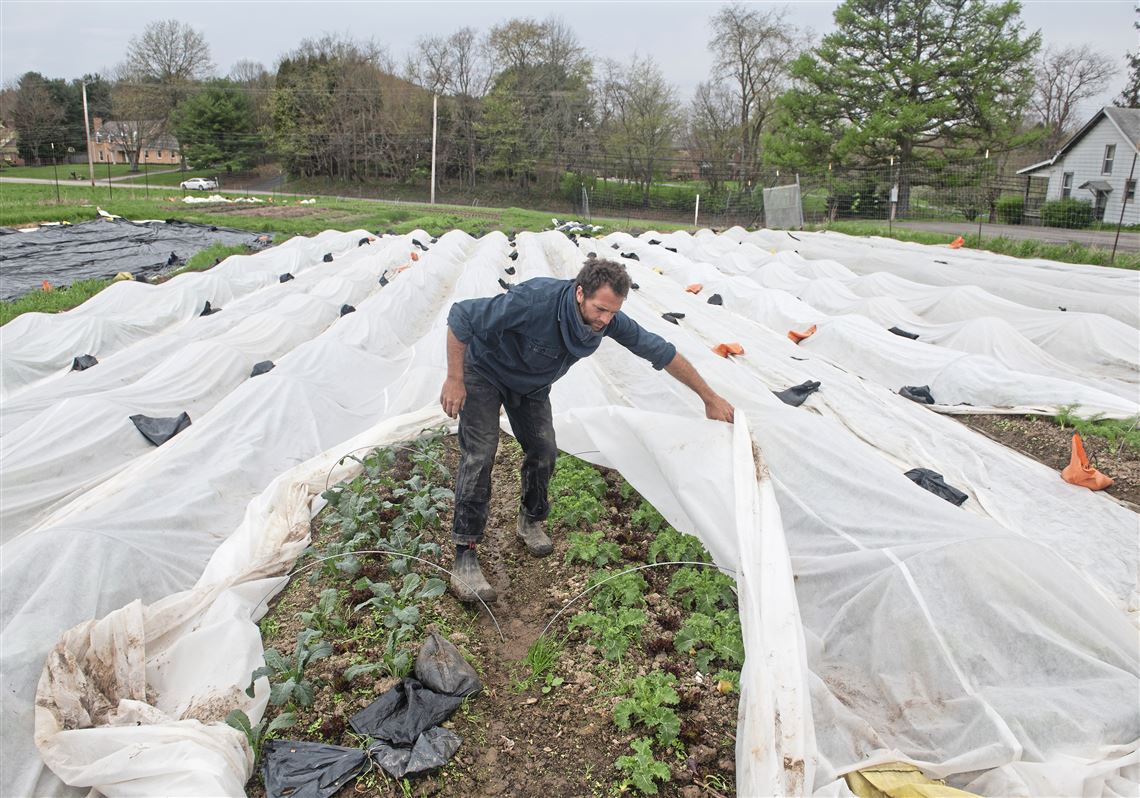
[171,80,260,171]
[765,0,1039,212]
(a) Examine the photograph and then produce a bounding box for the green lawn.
[0,163,139,180]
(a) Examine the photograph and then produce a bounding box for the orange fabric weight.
[1060,433,1113,490]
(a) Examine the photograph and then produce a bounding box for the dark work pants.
[452,367,558,545]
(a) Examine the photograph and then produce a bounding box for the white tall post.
[430,93,438,205]
[694,193,700,227]
[82,81,96,187]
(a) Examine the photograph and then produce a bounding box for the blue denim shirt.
[448,277,676,404]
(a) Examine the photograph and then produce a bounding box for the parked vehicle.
[180,177,218,191]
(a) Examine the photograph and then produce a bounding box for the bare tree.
[709,4,802,187]
[108,77,168,171]
[229,59,275,132]
[598,56,681,204]
[9,73,65,164]
[1032,44,1117,152]
[409,27,494,187]
[124,19,214,111]
[688,81,739,193]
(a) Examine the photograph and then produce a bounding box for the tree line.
[3,2,1137,212]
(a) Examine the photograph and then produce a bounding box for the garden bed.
[243,429,743,797]
[956,413,1139,508]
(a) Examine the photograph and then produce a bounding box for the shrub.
[995,194,1024,225]
[1041,198,1094,229]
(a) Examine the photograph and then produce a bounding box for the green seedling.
[296,588,350,636]
[548,456,608,528]
[615,737,672,795]
[646,527,711,565]
[516,634,562,692]
[568,607,646,661]
[354,572,447,630]
[247,628,333,708]
[565,530,621,567]
[630,500,667,533]
[613,671,681,747]
[666,567,736,615]
[586,569,648,611]
[225,708,295,760]
[345,625,416,680]
[674,609,744,673]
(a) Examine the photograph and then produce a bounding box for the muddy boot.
[516,512,553,557]
[451,546,497,604]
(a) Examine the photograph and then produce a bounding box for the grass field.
[0,163,141,180]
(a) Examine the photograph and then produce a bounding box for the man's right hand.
[441,377,467,419]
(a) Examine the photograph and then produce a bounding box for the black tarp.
[904,468,969,506]
[773,380,821,407]
[349,678,464,746]
[0,217,269,300]
[262,740,369,798]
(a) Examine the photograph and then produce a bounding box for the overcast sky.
[1,0,1134,119]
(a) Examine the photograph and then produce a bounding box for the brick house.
[91,117,181,166]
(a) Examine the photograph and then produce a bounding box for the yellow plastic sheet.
[845,763,980,798]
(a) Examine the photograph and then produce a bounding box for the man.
[440,257,734,603]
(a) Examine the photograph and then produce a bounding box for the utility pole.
[430,93,438,205]
[82,81,96,187]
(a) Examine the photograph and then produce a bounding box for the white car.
[180,177,219,191]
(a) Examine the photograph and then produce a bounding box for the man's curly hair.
[576,257,631,298]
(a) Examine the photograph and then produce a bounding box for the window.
[157,149,163,158]
[1103,144,1116,175]
[1127,179,1137,203]
[98,151,103,162]
[145,150,151,159]
[1061,172,1073,199]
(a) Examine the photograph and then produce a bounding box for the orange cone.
[686,284,702,294]
[1060,433,1113,490]
[949,236,965,249]
[787,324,817,343]
[712,342,744,358]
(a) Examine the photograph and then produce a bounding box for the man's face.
[575,284,624,332]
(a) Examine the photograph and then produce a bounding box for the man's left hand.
[704,395,735,423]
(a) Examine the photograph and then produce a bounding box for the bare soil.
[956,414,1139,508]
[248,432,740,798]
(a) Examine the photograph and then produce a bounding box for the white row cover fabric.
[0,230,369,401]
[741,228,1140,328]
[1,237,417,538]
[3,229,1136,797]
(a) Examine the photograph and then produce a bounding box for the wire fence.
[7,123,1137,251]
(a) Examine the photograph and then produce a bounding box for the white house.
[1017,106,1139,225]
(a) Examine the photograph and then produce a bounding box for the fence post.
[694,194,700,227]
[1111,152,1137,264]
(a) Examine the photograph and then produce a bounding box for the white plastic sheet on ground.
[2,227,1136,797]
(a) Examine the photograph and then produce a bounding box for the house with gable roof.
[1017,106,1139,225]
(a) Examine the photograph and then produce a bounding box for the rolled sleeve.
[606,313,677,370]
